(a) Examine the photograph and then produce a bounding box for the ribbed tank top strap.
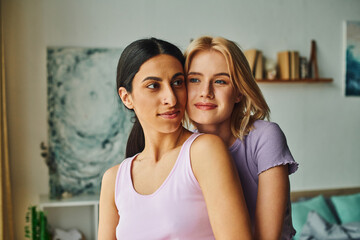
[175,133,203,189]
[114,154,137,204]
[180,132,202,156]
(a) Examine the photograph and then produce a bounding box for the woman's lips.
[158,110,180,119]
[194,102,217,110]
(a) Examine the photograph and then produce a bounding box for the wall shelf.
[255,78,333,83]
[39,194,99,239]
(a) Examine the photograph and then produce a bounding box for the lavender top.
[229,120,298,239]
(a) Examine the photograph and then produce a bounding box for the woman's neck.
[140,127,190,163]
[195,121,236,148]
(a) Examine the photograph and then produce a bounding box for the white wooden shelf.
[39,194,99,239]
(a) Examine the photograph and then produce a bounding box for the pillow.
[291,195,338,240]
[330,193,360,224]
[300,211,360,239]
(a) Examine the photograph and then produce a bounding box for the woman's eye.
[214,80,227,84]
[147,82,160,89]
[172,79,184,87]
[188,78,200,83]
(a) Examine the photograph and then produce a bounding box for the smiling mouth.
[194,103,217,110]
[158,110,180,119]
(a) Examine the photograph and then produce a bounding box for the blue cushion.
[291,195,338,239]
[300,211,360,239]
[330,193,360,224]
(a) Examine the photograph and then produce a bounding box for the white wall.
[3,0,360,238]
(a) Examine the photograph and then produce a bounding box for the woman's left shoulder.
[191,133,230,166]
[192,133,226,152]
[251,120,285,139]
[251,120,298,175]
[253,119,280,130]
[190,133,237,184]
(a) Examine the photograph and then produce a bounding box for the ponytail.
[125,117,145,158]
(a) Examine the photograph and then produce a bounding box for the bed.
[290,187,360,239]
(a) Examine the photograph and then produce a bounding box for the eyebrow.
[142,76,161,82]
[142,72,184,82]
[187,72,202,76]
[172,72,185,80]
[214,72,230,77]
[187,72,230,77]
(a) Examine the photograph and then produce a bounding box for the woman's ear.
[118,87,134,109]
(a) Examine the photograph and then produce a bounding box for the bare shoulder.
[190,134,232,174]
[99,164,121,205]
[191,133,227,152]
[102,164,120,186]
[98,164,121,239]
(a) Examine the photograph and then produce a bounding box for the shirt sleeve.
[251,122,299,175]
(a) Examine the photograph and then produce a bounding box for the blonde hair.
[184,36,270,139]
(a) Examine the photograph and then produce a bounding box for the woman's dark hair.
[117,38,185,158]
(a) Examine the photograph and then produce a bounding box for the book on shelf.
[277,51,291,79]
[244,49,257,73]
[290,51,300,79]
[277,50,300,79]
[244,49,263,79]
[255,51,263,79]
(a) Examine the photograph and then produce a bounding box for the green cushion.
[330,193,360,224]
[291,195,338,239]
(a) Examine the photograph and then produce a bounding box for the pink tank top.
[115,133,215,240]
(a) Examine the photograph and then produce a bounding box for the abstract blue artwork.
[345,21,360,96]
[47,47,133,198]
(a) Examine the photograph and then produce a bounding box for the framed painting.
[345,21,360,96]
[47,47,133,198]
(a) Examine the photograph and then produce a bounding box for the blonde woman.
[185,36,299,240]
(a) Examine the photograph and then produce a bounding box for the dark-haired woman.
[97,38,252,239]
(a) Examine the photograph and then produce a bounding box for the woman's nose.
[162,85,177,106]
[200,82,214,99]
